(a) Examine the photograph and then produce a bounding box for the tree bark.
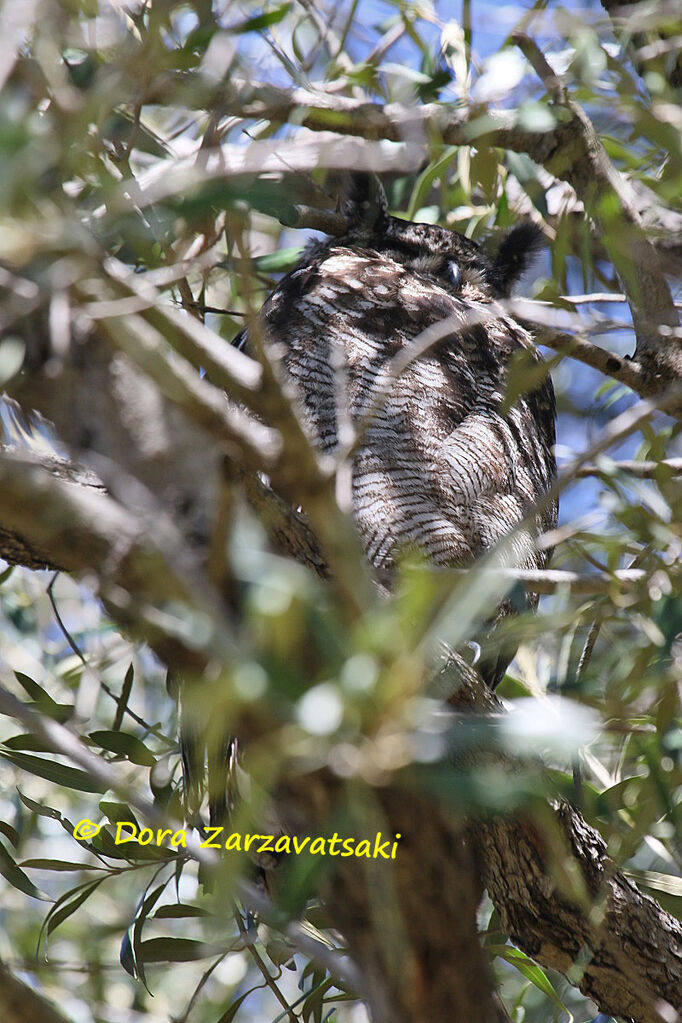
[0,960,73,1023]
[482,806,682,1023]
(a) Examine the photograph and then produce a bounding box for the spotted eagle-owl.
[237,178,557,687]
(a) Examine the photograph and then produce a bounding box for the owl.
[235,177,557,688]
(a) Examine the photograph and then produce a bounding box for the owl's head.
[341,174,543,301]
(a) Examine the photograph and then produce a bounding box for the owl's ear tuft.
[492,221,544,296]
[343,173,389,235]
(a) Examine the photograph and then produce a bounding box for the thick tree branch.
[0,450,232,673]
[0,959,73,1023]
[481,805,682,1023]
[278,765,505,1023]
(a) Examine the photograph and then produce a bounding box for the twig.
[573,458,682,478]
[576,619,602,679]
[423,566,648,595]
[46,573,157,736]
[0,958,73,1023]
[512,31,566,101]
[88,297,280,467]
[176,951,230,1023]
[519,320,646,394]
[512,31,680,387]
[194,305,246,317]
[233,908,299,1023]
[562,292,682,309]
[279,204,347,235]
[366,19,406,66]
[0,451,234,673]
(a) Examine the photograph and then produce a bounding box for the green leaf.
[228,4,292,34]
[44,878,104,939]
[14,671,53,702]
[517,101,557,133]
[0,821,20,847]
[266,936,297,970]
[217,991,252,1023]
[93,826,174,862]
[20,858,105,871]
[302,975,334,1021]
[120,930,136,980]
[0,564,14,585]
[501,348,559,415]
[137,937,224,963]
[407,147,458,220]
[153,903,211,918]
[89,730,156,767]
[491,945,573,1020]
[13,672,72,721]
[626,868,682,897]
[112,663,134,731]
[4,733,60,753]
[0,751,106,793]
[0,841,49,900]
[131,882,168,990]
[16,790,62,819]
[0,337,25,386]
[255,246,303,273]
[99,800,140,828]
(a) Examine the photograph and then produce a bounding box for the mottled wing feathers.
[248,225,556,688]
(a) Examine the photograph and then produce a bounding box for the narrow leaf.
[153,903,211,919]
[0,842,49,900]
[20,859,105,872]
[229,4,292,34]
[0,821,20,847]
[113,663,134,731]
[89,730,156,767]
[16,790,62,819]
[1,751,106,793]
[217,991,252,1023]
[137,937,225,963]
[46,879,104,936]
[4,734,59,753]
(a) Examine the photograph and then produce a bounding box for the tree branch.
[430,566,648,595]
[0,959,73,1023]
[0,450,232,674]
[574,458,682,478]
[511,32,680,391]
[481,804,682,1023]
[211,76,681,402]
